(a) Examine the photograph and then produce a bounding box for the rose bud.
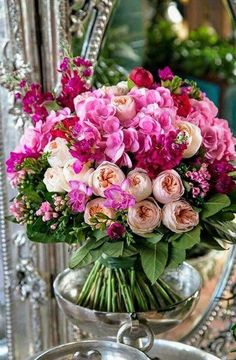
[107,222,126,240]
[84,198,115,226]
[63,159,94,184]
[44,137,72,168]
[176,121,202,158]
[153,170,184,204]
[89,161,125,197]
[162,200,199,233]
[125,168,152,201]
[127,198,161,235]
[43,167,69,192]
[111,95,136,125]
[129,67,154,89]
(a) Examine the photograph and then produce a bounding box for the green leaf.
[74,247,104,269]
[69,238,106,268]
[140,242,168,284]
[140,232,164,244]
[201,194,231,219]
[222,204,236,213]
[102,241,124,257]
[173,225,201,249]
[210,212,235,222]
[167,246,186,269]
[92,229,108,241]
[122,245,138,257]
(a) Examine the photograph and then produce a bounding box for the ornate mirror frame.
[0,1,236,359]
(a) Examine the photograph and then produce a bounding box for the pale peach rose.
[111,95,136,125]
[125,168,152,201]
[153,170,184,204]
[127,198,161,235]
[102,81,129,97]
[84,198,115,226]
[162,200,199,233]
[43,167,69,192]
[63,159,94,184]
[89,161,125,197]
[176,121,202,158]
[44,137,72,167]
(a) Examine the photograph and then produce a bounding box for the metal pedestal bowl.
[29,340,221,360]
[29,340,150,360]
[53,262,201,339]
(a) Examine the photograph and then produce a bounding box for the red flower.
[50,116,78,140]
[129,67,154,89]
[172,93,192,117]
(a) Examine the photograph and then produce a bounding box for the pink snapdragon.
[104,185,135,210]
[68,181,93,213]
[36,201,58,222]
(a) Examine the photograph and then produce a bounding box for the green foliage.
[201,194,231,219]
[167,246,186,269]
[139,242,168,284]
[172,225,201,250]
[145,21,236,84]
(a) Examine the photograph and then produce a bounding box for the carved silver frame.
[0,0,235,359]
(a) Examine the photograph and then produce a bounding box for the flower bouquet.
[6,58,236,313]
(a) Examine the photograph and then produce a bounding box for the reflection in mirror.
[71,0,236,350]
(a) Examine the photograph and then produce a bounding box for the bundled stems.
[77,260,183,312]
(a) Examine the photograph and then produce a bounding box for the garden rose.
[176,121,202,158]
[153,170,184,204]
[63,159,94,184]
[89,161,125,197]
[162,200,199,233]
[127,198,161,235]
[43,167,69,192]
[129,67,154,89]
[44,137,72,167]
[111,95,136,125]
[102,81,129,97]
[84,198,115,226]
[125,168,152,201]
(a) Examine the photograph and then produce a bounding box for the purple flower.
[59,57,69,72]
[107,222,126,240]
[158,66,174,81]
[68,181,93,213]
[104,185,135,210]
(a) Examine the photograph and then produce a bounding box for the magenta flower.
[158,66,174,81]
[104,185,135,210]
[68,181,93,213]
[107,222,126,240]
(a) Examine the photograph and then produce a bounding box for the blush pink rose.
[89,161,125,197]
[127,198,161,235]
[153,170,184,204]
[125,168,152,201]
[84,198,115,226]
[111,95,137,126]
[162,200,199,233]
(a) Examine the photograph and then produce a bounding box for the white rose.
[44,137,73,167]
[102,81,129,97]
[176,121,202,158]
[63,159,94,184]
[89,161,125,197]
[125,168,152,201]
[43,167,69,192]
[127,198,162,235]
